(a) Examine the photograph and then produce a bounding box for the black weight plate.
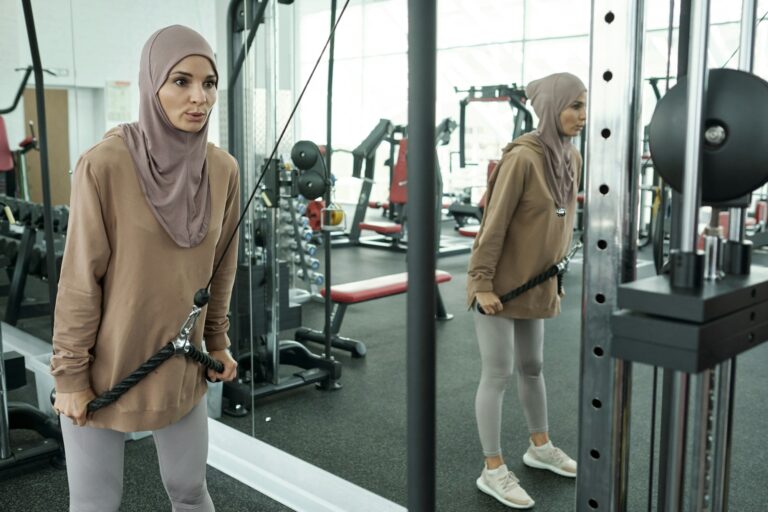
[648,68,768,202]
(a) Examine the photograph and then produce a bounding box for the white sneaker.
[522,440,577,478]
[476,464,535,509]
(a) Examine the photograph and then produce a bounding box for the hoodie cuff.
[471,277,495,294]
[204,333,231,352]
[53,371,92,393]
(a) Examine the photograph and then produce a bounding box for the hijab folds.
[119,25,217,248]
[525,72,586,211]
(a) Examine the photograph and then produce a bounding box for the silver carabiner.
[171,305,203,354]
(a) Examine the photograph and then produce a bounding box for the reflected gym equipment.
[0,0,63,478]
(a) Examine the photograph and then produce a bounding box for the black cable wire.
[720,9,768,69]
[206,0,351,291]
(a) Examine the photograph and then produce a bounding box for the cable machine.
[580,1,768,510]
[223,0,341,416]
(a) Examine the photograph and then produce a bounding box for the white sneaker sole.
[522,453,577,478]
[476,477,535,509]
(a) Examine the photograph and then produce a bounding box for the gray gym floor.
[1,223,767,511]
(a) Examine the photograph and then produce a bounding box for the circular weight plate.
[648,69,768,202]
[291,140,318,170]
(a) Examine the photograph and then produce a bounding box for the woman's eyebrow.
[169,71,217,80]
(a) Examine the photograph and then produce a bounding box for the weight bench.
[294,270,453,358]
[458,225,479,238]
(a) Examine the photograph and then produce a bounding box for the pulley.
[291,140,328,200]
[648,68,768,203]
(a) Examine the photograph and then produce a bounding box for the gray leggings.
[474,314,548,457]
[60,398,214,512]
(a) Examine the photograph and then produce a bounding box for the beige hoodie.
[50,132,239,432]
[466,133,580,319]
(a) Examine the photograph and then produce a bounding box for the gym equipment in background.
[448,84,534,230]
[0,0,63,478]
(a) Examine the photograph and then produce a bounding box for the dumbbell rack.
[276,176,324,297]
[0,194,68,325]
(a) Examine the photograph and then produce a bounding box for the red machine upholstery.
[458,225,479,238]
[359,221,402,235]
[715,210,756,240]
[390,139,408,204]
[368,200,390,210]
[756,201,768,224]
[322,270,452,304]
[0,117,14,172]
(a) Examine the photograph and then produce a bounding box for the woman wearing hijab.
[467,72,587,509]
[50,25,239,511]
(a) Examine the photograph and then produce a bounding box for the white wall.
[1,0,218,170]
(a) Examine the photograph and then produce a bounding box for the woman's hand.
[207,349,238,382]
[54,388,97,426]
[476,291,503,315]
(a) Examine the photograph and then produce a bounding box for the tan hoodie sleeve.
[467,150,530,295]
[203,160,240,351]
[50,157,112,392]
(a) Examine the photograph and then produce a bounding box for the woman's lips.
[185,112,206,122]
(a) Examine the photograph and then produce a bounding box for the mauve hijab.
[525,72,586,210]
[119,25,217,248]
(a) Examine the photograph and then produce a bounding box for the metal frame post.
[0,326,10,460]
[265,0,280,386]
[21,0,58,316]
[664,371,690,511]
[713,5,756,508]
[678,0,710,255]
[407,0,437,510]
[711,359,736,511]
[578,0,644,510]
[689,369,715,511]
[727,0,757,244]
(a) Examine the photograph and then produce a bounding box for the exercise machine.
[222,0,342,416]
[352,117,472,257]
[448,84,533,229]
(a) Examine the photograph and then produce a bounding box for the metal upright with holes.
[604,0,768,509]
[577,1,644,510]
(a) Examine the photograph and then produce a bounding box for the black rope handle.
[85,341,225,414]
[87,343,176,413]
[477,242,582,315]
[186,343,225,374]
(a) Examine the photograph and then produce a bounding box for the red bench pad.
[368,200,390,209]
[359,221,402,234]
[323,270,452,304]
[458,225,479,238]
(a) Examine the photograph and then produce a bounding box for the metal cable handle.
[477,242,582,314]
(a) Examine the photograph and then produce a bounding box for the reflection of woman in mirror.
[467,72,587,509]
[50,25,239,511]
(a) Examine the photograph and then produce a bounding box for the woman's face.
[559,92,587,137]
[158,55,217,133]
